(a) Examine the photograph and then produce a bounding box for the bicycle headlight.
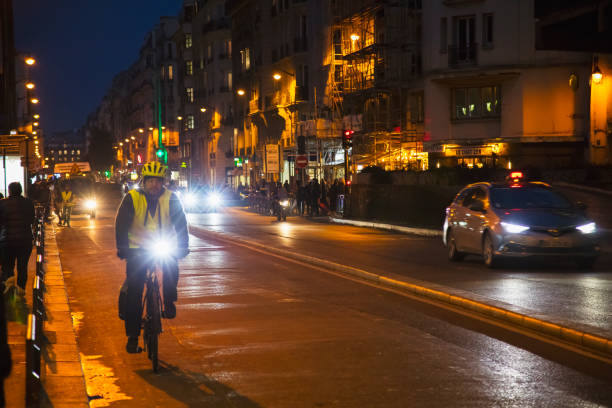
[150,238,175,258]
[501,222,529,234]
[85,199,97,209]
[577,222,596,234]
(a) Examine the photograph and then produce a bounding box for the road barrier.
[26,207,46,407]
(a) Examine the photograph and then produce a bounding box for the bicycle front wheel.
[148,331,158,372]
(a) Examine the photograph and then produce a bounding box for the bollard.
[25,314,41,407]
[32,275,44,322]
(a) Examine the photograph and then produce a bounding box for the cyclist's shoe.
[126,336,140,353]
[162,301,176,319]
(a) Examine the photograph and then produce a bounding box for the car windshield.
[489,186,573,209]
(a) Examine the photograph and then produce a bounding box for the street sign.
[296,155,308,168]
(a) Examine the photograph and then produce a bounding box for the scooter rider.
[115,161,189,353]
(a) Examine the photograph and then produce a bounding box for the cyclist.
[114,161,189,353]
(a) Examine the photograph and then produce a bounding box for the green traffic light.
[156,149,164,158]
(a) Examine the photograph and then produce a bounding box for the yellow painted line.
[190,226,612,360]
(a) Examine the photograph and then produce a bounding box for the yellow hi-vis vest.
[61,191,72,202]
[127,189,173,248]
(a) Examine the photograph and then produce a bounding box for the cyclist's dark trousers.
[124,256,179,337]
[1,244,32,290]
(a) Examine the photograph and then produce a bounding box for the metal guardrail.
[26,209,45,407]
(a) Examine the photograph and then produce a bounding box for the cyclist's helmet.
[141,161,168,178]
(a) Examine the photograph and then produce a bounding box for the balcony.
[448,43,478,68]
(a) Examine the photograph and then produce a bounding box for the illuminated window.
[187,115,195,129]
[240,48,251,71]
[168,65,173,80]
[186,87,194,103]
[185,60,193,76]
[185,33,193,48]
[77,149,80,154]
[64,150,68,155]
[452,85,500,120]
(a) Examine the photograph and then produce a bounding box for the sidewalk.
[4,224,89,408]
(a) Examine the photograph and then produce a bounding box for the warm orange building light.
[25,82,35,89]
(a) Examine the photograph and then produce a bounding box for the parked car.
[442,172,600,268]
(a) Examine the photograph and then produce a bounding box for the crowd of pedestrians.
[243,177,346,217]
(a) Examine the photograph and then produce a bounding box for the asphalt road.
[52,196,612,407]
[187,207,612,339]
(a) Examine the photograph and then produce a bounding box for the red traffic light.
[343,130,354,137]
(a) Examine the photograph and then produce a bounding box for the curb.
[329,217,442,237]
[190,225,612,360]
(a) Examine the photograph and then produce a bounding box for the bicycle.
[142,264,163,372]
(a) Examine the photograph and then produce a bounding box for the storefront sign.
[265,144,280,173]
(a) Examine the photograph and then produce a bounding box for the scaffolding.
[327,0,424,171]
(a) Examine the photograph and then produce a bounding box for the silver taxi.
[442,173,600,268]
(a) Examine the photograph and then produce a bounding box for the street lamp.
[200,107,207,112]
[30,98,39,104]
[177,116,183,121]
[25,82,35,90]
[273,73,282,81]
[25,57,36,66]
[237,89,245,96]
[33,114,40,119]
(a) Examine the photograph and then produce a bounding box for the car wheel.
[576,257,597,269]
[482,233,499,268]
[446,230,465,262]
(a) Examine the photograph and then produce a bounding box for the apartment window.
[167,43,173,58]
[185,60,194,76]
[77,149,80,155]
[186,87,194,103]
[168,65,174,80]
[453,15,475,48]
[187,115,195,129]
[240,48,251,71]
[71,150,75,155]
[161,66,165,80]
[440,17,447,53]
[185,33,193,49]
[482,13,493,48]
[410,92,424,123]
[453,85,500,120]
[64,150,67,155]
[207,44,213,60]
[224,72,232,91]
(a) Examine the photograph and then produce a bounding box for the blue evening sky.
[13,0,181,134]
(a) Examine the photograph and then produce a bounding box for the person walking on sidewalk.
[59,183,75,227]
[0,182,35,297]
[115,161,189,353]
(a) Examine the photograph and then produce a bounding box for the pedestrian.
[0,182,35,297]
[0,288,11,408]
[309,179,321,216]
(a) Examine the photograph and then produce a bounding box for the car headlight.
[183,193,196,206]
[85,199,96,209]
[207,192,221,207]
[501,222,529,234]
[280,200,289,207]
[576,222,596,234]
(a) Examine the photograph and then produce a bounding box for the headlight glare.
[207,192,221,207]
[501,222,529,234]
[184,193,196,206]
[85,199,96,209]
[577,222,596,234]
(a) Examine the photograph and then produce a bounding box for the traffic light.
[156,148,164,158]
[342,129,354,149]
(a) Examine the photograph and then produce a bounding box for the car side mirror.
[576,201,587,211]
[469,202,485,212]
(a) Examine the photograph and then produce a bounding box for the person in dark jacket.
[0,289,11,408]
[0,182,35,296]
[115,162,189,353]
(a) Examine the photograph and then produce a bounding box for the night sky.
[13,0,181,135]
